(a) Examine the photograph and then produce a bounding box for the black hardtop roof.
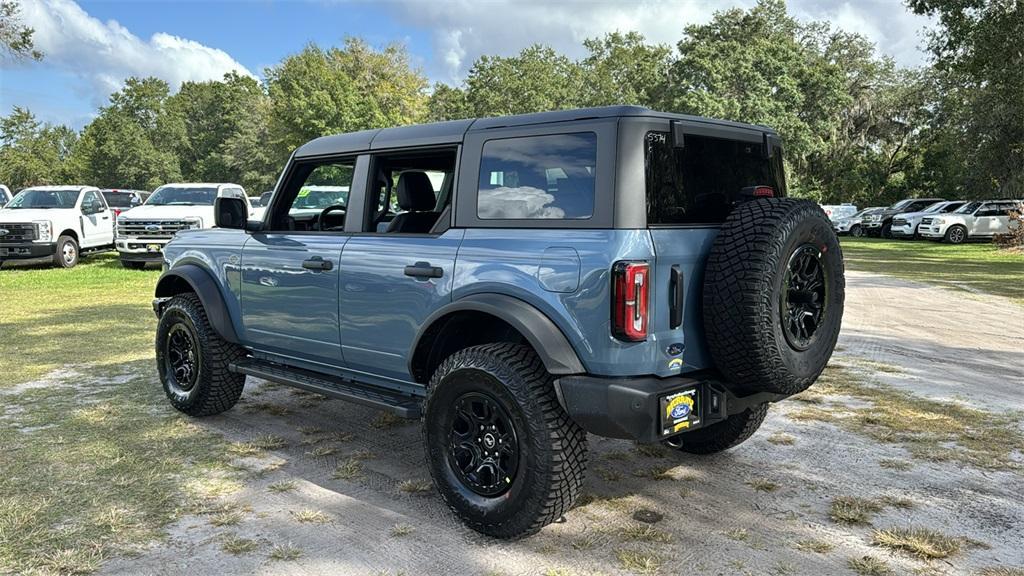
[293,105,776,159]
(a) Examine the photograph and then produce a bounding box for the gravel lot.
[75,270,1024,575]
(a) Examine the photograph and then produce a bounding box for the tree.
[0,0,40,60]
[0,107,76,188]
[72,78,182,189]
[167,72,270,188]
[265,39,428,156]
[908,0,1023,197]
[426,83,470,122]
[462,45,585,117]
[579,32,672,108]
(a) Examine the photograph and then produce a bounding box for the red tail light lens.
[612,261,649,341]
[753,185,774,197]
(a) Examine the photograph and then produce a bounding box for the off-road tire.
[944,225,967,244]
[703,198,845,395]
[156,293,247,416]
[121,259,146,270]
[850,224,863,238]
[664,404,768,455]
[53,235,79,268]
[423,343,587,539]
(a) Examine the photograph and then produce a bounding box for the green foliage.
[0,107,77,189]
[265,38,428,156]
[0,0,41,60]
[462,45,585,116]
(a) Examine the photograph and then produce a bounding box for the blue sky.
[1,0,934,129]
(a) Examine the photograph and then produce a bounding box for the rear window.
[102,192,142,208]
[477,132,596,220]
[645,132,782,225]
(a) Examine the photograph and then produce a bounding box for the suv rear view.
[151,106,844,538]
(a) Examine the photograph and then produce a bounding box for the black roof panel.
[292,106,775,158]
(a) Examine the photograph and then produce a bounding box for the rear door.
[970,203,1003,236]
[337,148,462,385]
[239,157,361,367]
[643,123,784,375]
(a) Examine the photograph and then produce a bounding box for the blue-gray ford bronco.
[152,106,845,538]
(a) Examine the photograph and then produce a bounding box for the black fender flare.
[154,264,239,343]
[409,293,586,377]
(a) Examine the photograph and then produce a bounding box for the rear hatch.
[644,128,785,376]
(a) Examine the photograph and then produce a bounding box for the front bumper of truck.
[0,242,57,260]
[554,374,789,443]
[117,238,169,260]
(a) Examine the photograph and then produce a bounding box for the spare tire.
[703,198,844,395]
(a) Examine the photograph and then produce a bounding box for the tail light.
[739,185,775,199]
[612,261,649,341]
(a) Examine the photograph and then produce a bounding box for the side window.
[268,160,355,232]
[81,190,104,213]
[975,203,998,217]
[365,149,456,234]
[645,132,776,225]
[477,132,596,220]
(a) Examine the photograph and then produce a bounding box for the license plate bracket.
[660,386,701,437]
[146,244,162,252]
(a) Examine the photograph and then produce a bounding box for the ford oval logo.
[0,229,8,236]
[145,224,162,232]
[670,404,691,420]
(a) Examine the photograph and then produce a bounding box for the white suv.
[0,185,114,268]
[918,200,1023,244]
[890,200,967,239]
[116,183,250,269]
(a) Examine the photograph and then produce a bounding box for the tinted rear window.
[477,132,596,220]
[103,192,140,207]
[645,132,782,225]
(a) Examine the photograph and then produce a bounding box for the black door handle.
[302,256,333,271]
[669,264,684,329]
[404,262,443,279]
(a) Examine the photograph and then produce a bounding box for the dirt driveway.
[93,270,1023,576]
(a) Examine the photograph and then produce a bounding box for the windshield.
[955,201,982,214]
[921,202,947,213]
[102,192,144,208]
[6,189,79,209]
[147,186,217,206]
[890,199,915,210]
[292,187,348,210]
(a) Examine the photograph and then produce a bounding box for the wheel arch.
[155,264,239,343]
[409,294,586,384]
[58,228,78,242]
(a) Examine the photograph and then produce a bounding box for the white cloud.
[13,0,252,105]
[386,0,933,82]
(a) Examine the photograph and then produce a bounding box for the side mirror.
[215,196,247,229]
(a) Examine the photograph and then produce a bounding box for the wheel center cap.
[483,433,496,449]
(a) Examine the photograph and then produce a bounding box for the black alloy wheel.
[781,244,828,351]
[165,323,200,392]
[447,391,520,497]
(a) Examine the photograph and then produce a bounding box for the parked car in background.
[918,200,1024,244]
[251,191,275,219]
[890,200,967,239]
[862,198,945,237]
[101,189,150,218]
[833,207,885,237]
[115,183,250,269]
[0,185,114,268]
[0,185,12,207]
[151,106,845,539]
[820,203,858,222]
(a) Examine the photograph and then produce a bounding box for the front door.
[239,157,358,368]
[79,190,113,247]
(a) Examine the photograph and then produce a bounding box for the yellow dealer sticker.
[661,388,700,436]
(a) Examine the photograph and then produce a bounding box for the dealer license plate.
[660,387,701,437]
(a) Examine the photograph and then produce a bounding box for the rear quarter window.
[645,131,782,225]
[477,132,596,220]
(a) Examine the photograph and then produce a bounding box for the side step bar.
[230,359,422,418]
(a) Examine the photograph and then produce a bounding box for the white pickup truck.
[0,185,114,268]
[115,183,250,269]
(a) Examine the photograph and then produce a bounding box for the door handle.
[669,265,684,329]
[404,262,443,279]
[302,256,333,271]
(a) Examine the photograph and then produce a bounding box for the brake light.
[612,261,649,341]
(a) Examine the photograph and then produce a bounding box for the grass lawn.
[0,254,242,575]
[839,237,1024,306]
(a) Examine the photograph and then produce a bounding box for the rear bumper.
[555,374,788,443]
[0,242,56,260]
